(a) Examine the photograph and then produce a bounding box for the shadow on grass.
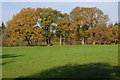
[0,61,15,65]
[14,63,120,79]
[0,54,24,59]
[0,54,24,66]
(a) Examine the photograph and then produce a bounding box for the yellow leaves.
[70,33,76,38]
[3,7,118,46]
[70,6,109,28]
[4,9,44,46]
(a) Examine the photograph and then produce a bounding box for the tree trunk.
[27,40,31,46]
[82,37,85,45]
[93,40,95,45]
[46,37,51,46]
[92,33,95,45]
[60,38,64,46]
[46,39,49,45]
[25,36,31,46]
[60,34,62,46]
[64,38,66,45]
[48,38,51,45]
[35,39,38,46]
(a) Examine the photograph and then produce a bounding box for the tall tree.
[4,8,43,46]
[57,13,77,45]
[88,23,108,44]
[107,24,118,44]
[70,7,109,44]
[36,8,62,46]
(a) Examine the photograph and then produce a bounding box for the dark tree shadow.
[0,54,24,66]
[14,63,120,80]
[0,61,15,65]
[0,54,24,59]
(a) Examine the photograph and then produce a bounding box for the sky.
[1,0,120,2]
[1,2,119,24]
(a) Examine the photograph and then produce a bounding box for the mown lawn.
[2,45,118,78]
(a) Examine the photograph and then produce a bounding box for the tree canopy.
[2,7,118,47]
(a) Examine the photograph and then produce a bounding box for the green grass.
[2,45,118,78]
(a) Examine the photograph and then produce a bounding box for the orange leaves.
[107,25,118,43]
[87,23,119,44]
[58,14,75,32]
[2,7,118,46]
[70,6,109,28]
[3,8,45,46]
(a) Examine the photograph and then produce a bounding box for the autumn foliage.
[1,7,119,47]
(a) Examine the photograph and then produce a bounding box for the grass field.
[2,45,118,79]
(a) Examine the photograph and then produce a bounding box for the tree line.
[1,7,119,47]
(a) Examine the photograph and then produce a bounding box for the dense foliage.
[1,7,119,47]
